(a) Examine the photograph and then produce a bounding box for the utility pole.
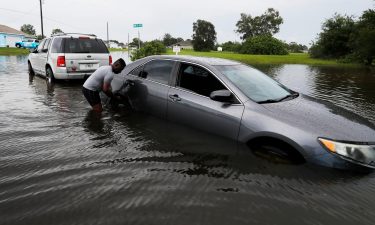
[127,33,130,59]
[106,22,109,48]
[138,30,140,50]
[39,0,44,38]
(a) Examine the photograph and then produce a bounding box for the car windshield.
[216,64,292,103]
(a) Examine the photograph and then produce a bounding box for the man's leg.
[92,103,103,112]
[82,87,103,112]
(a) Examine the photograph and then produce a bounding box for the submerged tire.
[28,62,35,76]
[248,138,305,164]
[46,67,55,84]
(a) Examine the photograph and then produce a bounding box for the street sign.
[133,24,143,28]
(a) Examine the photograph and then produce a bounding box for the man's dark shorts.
[82,87,101,106]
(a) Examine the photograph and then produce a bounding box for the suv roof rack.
[51,32,97,37]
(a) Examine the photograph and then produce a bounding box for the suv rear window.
[63,38,109,53]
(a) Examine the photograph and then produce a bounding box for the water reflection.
[1,56,375,225]
[256,64,375,123]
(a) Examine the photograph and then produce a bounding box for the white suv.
[28,33,112,83]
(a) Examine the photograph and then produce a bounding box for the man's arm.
[102,82,113,97]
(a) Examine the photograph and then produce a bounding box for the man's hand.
[102,82,113,97]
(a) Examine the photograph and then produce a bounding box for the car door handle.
[169,94,181,102]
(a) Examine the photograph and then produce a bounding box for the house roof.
[174,40,192,46]
[0,24,28,36]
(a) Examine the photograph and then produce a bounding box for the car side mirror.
[139,71,148,78]
[210,89,233,103]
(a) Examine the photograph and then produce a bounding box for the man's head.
[111,58,126,74]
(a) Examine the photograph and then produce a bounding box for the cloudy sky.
[1,0,374,46]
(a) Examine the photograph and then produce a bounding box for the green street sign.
[133,24,143,28]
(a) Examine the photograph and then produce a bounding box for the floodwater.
[1,53,375,225]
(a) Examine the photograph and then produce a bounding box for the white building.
[0,24,29,47]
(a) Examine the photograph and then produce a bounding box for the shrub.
[131,40,166,61]
[239,35,288,55]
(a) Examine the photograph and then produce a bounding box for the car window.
[50,38,63,53]
[63,38,109,53]
[37,40,45,52]
[35,40,39,43]
[43,39,51,51]
[141,60,174,84]
[177,63,226,97]
[129,65,144,76]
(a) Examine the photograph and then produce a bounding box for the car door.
[30,39,45,74]
[125,59,176,119]
[167,62,245,140]
[38,38,51,76]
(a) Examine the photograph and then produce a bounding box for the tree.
[129,38,143,48]
[162,33,184,46]
[162,33,175,46]
[51,28,63,35]
[351,9,375,65]
[310,14,355,58]
[131,40,166,61]
[220,41,242,52]
[287,42,308,53]
[20,24,36,35]
[36,34,45,40]
[192,19,216,51]
[236,8,283,40]
[239,35,288,55]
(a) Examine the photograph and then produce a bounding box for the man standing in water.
[82,58,126,112]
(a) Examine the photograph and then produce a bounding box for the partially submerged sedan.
[111,55,375,170]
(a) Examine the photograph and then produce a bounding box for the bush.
[220,41,242,52]
[131,40,166,61]
[239,35,288,55]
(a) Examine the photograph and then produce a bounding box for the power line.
[0,7,85,32]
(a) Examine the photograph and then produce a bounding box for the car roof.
[145,55,241,66]
[50,33,98,39]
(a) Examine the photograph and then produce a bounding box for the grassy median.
[0,47,30,56]
[165,49,359,66]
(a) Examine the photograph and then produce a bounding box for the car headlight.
[318,138,375,166]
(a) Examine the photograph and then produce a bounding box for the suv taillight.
[109,55,112,65]
[57,56,66,67]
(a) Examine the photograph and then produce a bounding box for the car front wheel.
[16,44,21,48]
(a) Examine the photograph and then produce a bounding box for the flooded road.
[1,54,375,225]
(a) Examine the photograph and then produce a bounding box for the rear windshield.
[63,38,109,53]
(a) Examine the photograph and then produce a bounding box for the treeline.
[310,9,375,65]
[192,8,302,55]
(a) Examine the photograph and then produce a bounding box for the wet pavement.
[1,54,375,225]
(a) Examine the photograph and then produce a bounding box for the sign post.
[133,24,143,50]
[173,45,181,55]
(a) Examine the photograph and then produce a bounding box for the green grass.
[0,47,30,55]
[165,49,360,66]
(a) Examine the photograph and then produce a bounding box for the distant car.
[111,55,375,170]
[28,33,111,83]
[15,39,39,49]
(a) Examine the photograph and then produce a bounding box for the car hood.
[260,94,375,142]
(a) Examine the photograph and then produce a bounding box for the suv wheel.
[16,44,21,48]
[28,62,35,76]
[46,67,55,84]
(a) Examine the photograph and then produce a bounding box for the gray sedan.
[111,55,375,170]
